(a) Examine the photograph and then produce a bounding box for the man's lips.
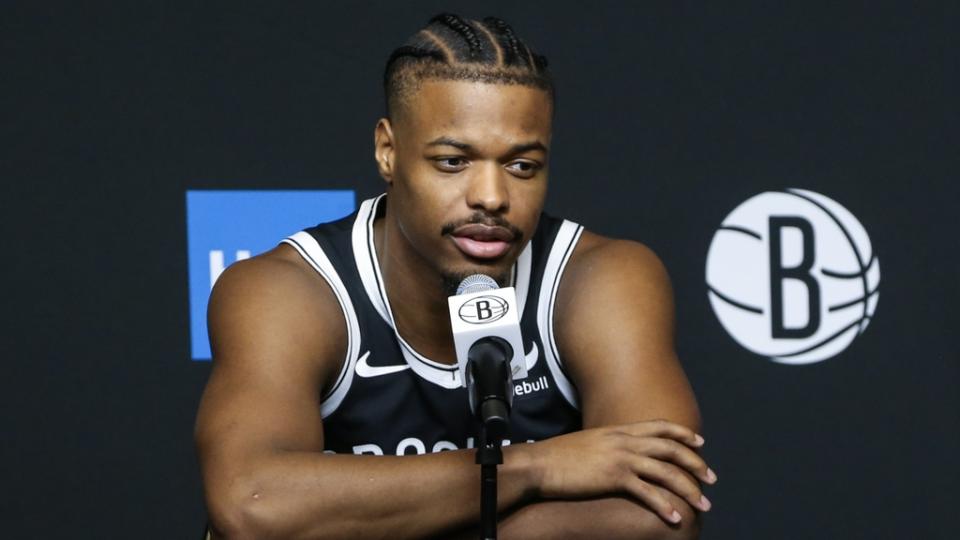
[449,224,515,259]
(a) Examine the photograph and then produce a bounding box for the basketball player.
[196,13,715,539]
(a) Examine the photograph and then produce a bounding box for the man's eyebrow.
[426,136,472,150]
[509,141,549,155]
[426,137,549,155]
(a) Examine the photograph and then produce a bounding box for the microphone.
[448,274,527,438]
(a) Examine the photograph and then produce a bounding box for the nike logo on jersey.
[355,351,410,378]
[357,346,534,379]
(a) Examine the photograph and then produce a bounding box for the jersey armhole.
[281,231,360,419]
[536,220,584,410]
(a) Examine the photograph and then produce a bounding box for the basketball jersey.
[281,194,584,456]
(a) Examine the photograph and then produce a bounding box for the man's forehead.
[412,79,551,109]
[398,79,553,142]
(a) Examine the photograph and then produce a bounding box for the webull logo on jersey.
[515,375,550,397]
[185,189,355,360]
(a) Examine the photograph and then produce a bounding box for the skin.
[195,79,715,539]
[374,80,550,362]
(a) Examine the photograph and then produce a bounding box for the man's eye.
[506,160,541,178]
[435,157,468,170]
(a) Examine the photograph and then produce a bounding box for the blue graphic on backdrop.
[186,190,355,360]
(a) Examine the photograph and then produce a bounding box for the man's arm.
[196,245,706,539]
[195,247,540,539]
[495,233,713,540]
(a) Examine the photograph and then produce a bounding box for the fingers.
[629,456,712,513]
[609,421,718,521]
[628,437,716,486]
[621,476,684,524]
[531,420,718,521]
[623,419,704,448]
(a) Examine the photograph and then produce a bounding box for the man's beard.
[441,269,511,297]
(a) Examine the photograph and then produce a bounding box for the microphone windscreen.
[456,274,498,295]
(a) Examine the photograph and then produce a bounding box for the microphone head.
[456,274,498,295]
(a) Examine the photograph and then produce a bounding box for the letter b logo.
[768,216,820,338]
[458,295,509,324]
[706,189,880,364]
[475,300,493,321]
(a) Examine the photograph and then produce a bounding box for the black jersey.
[281,194,584,456]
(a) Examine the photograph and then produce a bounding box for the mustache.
[440,212,524,240]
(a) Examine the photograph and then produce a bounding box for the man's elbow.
[204,477,286,539]
[500,496,701,540]
[615,499,701,540]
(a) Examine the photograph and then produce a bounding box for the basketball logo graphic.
[458,295,509,324]
[705,189,880,364]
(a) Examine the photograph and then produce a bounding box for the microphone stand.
[477,419,503,540]
[467,339,513,540]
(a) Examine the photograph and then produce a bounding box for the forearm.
[204,446,537,539]
[497,495,700,540]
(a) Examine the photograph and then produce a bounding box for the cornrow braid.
[383,13,554,118]
[482,16,529,68]
[430,13,483,60]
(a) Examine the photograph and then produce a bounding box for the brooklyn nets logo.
[458,295,509,324]
[705,189,880,364]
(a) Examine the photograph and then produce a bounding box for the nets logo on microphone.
[185,189,355,360]
[705,188,880,364]
[458,295,509,324]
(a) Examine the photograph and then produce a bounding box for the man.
[196,13,716,539]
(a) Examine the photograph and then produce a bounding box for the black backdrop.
[3,2,958,538]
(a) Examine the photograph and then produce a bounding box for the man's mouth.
[449,224,515,259]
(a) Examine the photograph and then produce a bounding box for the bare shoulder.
[555,230,673,319]
[553,230,699,429]
[205,243,347,398]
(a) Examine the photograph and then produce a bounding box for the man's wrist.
[502,442,543,501]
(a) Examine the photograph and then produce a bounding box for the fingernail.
[699,495,712,511]
[670,510,682,523]
[693,434,705,446]
[704,468,717,484]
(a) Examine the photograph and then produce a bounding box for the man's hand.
[520,419,716,525]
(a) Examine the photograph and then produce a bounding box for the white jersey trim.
[515,242,532,316]
[351,194,533,389]
[353,195,391,325]
[281,231,361,418]
[537,220,584,409]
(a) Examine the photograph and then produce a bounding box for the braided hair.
[384,13,553,118]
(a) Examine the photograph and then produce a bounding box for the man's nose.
[465,163,509,214]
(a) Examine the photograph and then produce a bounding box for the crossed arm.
[195,236,713,539]
[493,235,710,539]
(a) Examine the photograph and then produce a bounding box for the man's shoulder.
[208,246,347,353]
[550,229,674,355]
[535,213,666,281]
[206,244,348,391]
[563,230,670,296]
[212,245,337,307]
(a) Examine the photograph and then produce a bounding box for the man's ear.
[374,118,396,184]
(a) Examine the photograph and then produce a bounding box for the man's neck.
[373,215,458,364]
